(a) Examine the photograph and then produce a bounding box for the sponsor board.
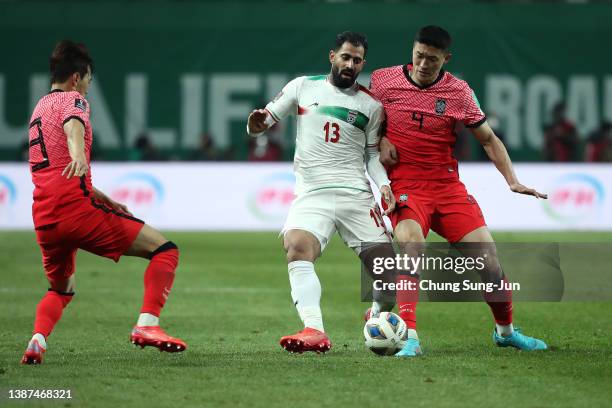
[0,163,610,231]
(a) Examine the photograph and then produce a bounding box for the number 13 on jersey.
[323,122,340,143]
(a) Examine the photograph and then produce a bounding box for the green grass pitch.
[1,231,611,407]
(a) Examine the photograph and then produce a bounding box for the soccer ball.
[363,312,407,356]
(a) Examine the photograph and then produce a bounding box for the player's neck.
[50,83,77,94]
[408,70,434,87]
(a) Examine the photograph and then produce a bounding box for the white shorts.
[282,188,391,254]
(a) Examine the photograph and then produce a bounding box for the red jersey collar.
[403,63,445,90]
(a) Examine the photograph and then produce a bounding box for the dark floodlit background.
[1,0,611,163]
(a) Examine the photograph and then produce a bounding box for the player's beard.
[330,65,357,88]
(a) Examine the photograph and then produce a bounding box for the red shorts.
[35,200,144,283]
[388,179,486,243]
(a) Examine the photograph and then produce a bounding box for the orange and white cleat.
[130,326,187,353]
[279,327,332,354]
[21,338,46,365]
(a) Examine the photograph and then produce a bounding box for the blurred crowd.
[454,102,612,163]
[17,101,611,163]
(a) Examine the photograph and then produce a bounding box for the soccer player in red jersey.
[21,41,186,364]
[369,26,548,356]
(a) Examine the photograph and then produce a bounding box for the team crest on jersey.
[435,98,446,115]
[75,98,87,112]
[399,194,408,202]
[347,110,358,124]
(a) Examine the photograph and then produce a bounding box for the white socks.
[407,329,418,340]
[371,301,394,317]
[31,333,47,350]
[288,261,324,332]
[137,313,159,327]
[496,323,514,337]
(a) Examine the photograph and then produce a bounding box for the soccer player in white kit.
[247,32,396,353]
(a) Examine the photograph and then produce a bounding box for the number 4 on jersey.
[323,122,340,143]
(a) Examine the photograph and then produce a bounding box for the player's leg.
[457,226,513,333]
[121,224,185,352]
[284,229,323,329]
[336,191,396,317]
[433,183,546,350]
[393,217,427,333]
[278,191,335,353]
[22,227,77,365]
[336,190,423,357]
[385,187,434,357]
[124,224,179,325]
[458,226,546,350]
[75,205,185,353]
[280,230,332,353]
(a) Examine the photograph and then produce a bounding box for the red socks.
[33,290,74,337]
[140,242,179,317]
[395,275,514,328]
[396,274,419,330]
[484,280,513,325]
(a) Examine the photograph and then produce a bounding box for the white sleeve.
[364,104,390,189]
[265,77,303,122]
[246,77,302,136]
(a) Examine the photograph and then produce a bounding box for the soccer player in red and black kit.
[369,26,548,356]
[21,41,186,364]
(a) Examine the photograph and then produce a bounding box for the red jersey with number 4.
[370,64,486,181]
[28,89,93,228]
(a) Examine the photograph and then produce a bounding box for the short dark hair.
[415,26,452,51]
[49,40,94,84]
[334,31,368,57]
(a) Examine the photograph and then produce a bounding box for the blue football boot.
[493,328,547,351]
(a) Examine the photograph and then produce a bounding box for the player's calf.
[131,240,187,353]
[21,289,74,365]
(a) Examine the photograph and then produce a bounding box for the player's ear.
[71,72,80,88]
[329,50,335,64]
[444,52,452,64]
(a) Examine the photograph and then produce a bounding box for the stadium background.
[1,1,611,408]
[1,0,611,231]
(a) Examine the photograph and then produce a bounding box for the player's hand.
[379,137,398,166]
[62,157,89,179]
[248,109,269,134]
[380,185,396,215]
[107,198,133,216]
[510,183,548,199]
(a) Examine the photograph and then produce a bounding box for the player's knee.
[47,288,75,307]
[284,240,317,262]
[283,233,319,262]
[148,241,179,268]
[396,229,425,243]
[285,246,314,263]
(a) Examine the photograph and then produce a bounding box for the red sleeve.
[369,70,382,99]
[60,93,90,128]
[462,86,486,128]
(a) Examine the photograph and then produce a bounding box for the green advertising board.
[1,1,611,160]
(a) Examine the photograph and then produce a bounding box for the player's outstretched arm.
[471,122,547,199]
[62,118,89,179]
